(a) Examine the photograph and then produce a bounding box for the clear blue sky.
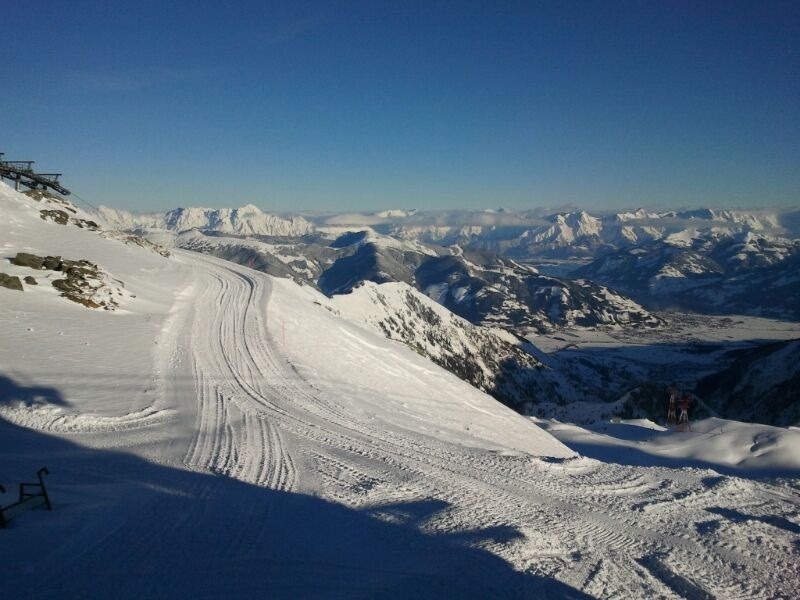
[2,1,798,212]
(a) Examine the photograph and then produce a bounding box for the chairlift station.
[0,152,71,196]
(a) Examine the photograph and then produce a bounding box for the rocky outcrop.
[10,252,45,269]
[100,231,171,257]
[0,273,23,291]
[23,189,77,211]
[40,209,70,225]
[20,192,100,229]
[6,251,125,309]
[72,218,100,230]
[43,255,62,270]
[51,259,118,309]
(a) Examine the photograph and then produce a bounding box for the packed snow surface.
[1,183,799,598]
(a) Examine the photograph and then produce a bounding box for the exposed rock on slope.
[8,251,130,309]
[331,282,575,409]
[0,273,23,291]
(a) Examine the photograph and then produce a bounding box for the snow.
[97,204,315,237]
[2,182,799,598]
[539,417,800,474]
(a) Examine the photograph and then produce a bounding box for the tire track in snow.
[174,251,799,599]
[0,401,177,433]
[180,260,296,492]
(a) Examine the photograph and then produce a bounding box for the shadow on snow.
[0,374,589,600]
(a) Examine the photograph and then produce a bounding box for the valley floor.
[1,250,799,598]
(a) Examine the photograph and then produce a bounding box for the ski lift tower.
[0,153,71,196]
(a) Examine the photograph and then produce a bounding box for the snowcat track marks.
[173,251,800,599]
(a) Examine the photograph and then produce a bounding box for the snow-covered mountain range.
[576,234,800,318]
[97,204,800,259]
[88,201,800,420]
[313,206,800,260]
[97,204,315,237]
[159,225,662,334]
[98,203,800,322]
[5,183,800,598]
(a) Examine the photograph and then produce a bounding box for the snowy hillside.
[696,339,800,426]
[3,182,799,598]
[330,281,579,409]
[540,417,800,474]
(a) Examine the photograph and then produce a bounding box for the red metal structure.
[677,393,692,431]
[666,384,679,426]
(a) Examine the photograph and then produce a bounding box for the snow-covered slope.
[330,281,578,409]
[2,183,799,598]
[0,183,568,457]
[541,417,800,474]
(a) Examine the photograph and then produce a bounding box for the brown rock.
[0,273,23,291]
[39,209,70,225]
[43,256,62,270]
[10,252,44,269]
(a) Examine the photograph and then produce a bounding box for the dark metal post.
[0,485,6,529]
[37,468,52,510]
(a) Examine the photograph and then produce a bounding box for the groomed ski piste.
[1,182,799,598]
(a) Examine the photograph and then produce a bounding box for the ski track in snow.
[0,402,177,433]
[157,252,800,598]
